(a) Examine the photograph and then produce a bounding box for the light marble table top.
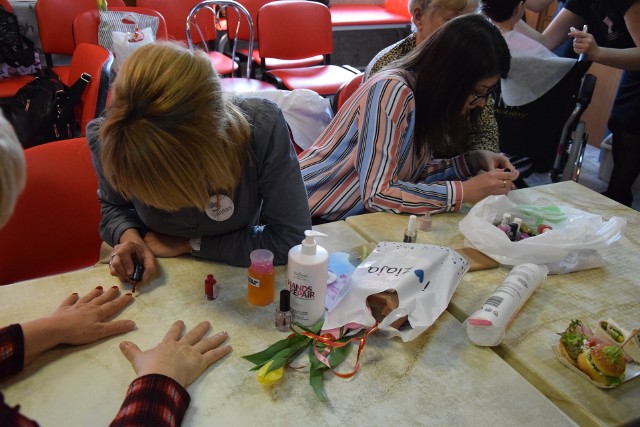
[345,181,640,427]
[0,222,575,426]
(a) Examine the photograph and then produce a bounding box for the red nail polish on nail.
[72,292,79,296]
[125,292,133,296]
[96,285,103,290]
[111,286,119,289]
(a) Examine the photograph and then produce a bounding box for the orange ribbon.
[297,323,379,379]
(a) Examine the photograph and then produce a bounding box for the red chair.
[331,72,364,113]
[72,7,169,46]
[66,43,113,135]
[0,0,38,100]
[0,137,103,285]
[35,0,125,82]
[137,0,238,76]
[257,1,358,96]
[187,0,275,92]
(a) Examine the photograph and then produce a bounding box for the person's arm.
[354,79,466,213]
[111,321,231,427]
[193,100,310,266]
[515,8,583,50]
[571,2,640,70]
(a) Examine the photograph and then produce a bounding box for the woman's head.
[0,113,26,228]
[100,41,250,212]
[399,14,510,153]
[409,0,479,44]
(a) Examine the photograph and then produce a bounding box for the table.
[0,222,575,426]
[346,181,640,426]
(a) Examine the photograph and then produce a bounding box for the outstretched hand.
[21,286,136,365]
[119,320,232,389]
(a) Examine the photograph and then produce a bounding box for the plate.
[552,345,640,389]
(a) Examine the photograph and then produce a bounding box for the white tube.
[466,263,549,346]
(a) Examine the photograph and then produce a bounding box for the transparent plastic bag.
[458,195,626,273]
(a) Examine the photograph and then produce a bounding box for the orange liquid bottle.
[247,249,275,306]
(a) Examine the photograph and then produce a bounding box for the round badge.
[205,195,234,221]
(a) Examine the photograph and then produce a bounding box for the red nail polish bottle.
[205,274,218,300]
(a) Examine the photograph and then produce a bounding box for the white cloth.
[500,31,576,107]
[240,89,333,150]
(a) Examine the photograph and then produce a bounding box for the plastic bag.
[458,195,626,274]
[323,242,469,342]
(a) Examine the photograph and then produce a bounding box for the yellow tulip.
[257,360,284,385]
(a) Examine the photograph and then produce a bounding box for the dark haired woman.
[299,14,519,221]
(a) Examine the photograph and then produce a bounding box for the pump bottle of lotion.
[287,230,329,326]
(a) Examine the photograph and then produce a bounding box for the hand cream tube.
[466,263,548,346]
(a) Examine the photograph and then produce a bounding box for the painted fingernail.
[125,292,133,296]
[111,286,119,290]
[96,285,103,290]
[72,292,79,296]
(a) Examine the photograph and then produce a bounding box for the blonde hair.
[100,41,251,211]
[0,113,26,228]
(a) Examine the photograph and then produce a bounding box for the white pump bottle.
[287,230,329,326]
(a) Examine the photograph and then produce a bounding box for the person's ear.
[412,7,424,28]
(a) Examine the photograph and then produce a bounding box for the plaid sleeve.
[0,324,25,383]
[110,374,191,427]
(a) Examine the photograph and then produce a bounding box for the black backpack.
[0,4,36,68]
[10,73,92,149]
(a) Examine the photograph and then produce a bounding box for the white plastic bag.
[323,242,468,342]
[458,195,626,273]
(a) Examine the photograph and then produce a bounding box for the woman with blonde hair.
[88,41,310,283]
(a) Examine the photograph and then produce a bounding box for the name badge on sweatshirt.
[205,195,234,221]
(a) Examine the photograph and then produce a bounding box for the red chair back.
[67,43,113,135]
[332,72,364,113]
[258,1,333,60]
[0,138,103,285]
[0,0,13,12]
[35,0,126,57]
[73,7,169,46]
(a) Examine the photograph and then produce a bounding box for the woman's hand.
[144,231,191,258]
[569,27,599,61]
[468,150,517,173]
[21,287,136,365]
[110,229,157,284]
[461,168,519,204]
[119,320,232,389]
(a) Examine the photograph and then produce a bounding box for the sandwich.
[576,344,626,386]
[558,319,590,366]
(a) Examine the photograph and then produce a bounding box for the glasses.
[469,85,497,105]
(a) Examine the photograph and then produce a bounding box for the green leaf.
[309,348,329,401]
[328,342,352,368]
[242,334,310,366]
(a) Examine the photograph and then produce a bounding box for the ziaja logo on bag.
[288,280,315,299]
[367,266,413,276]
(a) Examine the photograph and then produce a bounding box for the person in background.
[88,42,311,285]
[0,112,232,426]
[515,0,640,207]
[299,14,519,222]
[363,0,500,156]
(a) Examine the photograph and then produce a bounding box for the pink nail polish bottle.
[275,289,293,332]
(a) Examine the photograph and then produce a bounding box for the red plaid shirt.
[1,325,190,426]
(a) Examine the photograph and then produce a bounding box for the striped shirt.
[300,70,472,221]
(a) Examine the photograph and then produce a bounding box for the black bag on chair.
[10,72,91,149]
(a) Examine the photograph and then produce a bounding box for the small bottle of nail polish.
[418,211,432,232]
[205,274,218,300]
[497,212,511,233]
[275,289,293,332]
